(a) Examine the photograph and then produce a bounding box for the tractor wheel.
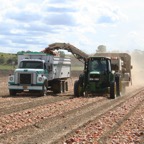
[74,80,83,97]
[110,82,116,99]
[9,90,17,96]
[116,76,121,97]
[84,91,89,97]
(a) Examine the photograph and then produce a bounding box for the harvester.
[43,43,132,99]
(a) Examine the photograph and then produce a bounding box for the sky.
[0,0,144,54]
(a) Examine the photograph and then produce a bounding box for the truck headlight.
[9,77,13,81]
[38,77,43,82]
[37,76,44,83]
[8,75,14,83]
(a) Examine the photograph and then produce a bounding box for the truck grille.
[19,73,32,84]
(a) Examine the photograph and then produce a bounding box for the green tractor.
[74,56,122,99]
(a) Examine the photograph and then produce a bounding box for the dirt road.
[0,76,144,144]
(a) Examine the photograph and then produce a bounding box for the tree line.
[0,54,17,65]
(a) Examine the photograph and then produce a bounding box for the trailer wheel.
[74,80,83,97]
[121,84,126,95]
[110,82,116,99]
[9,90,17,96]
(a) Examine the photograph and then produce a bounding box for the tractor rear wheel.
[74,80,83,97]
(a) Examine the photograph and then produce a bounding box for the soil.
[0,71,144,144]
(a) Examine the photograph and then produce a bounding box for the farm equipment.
[43,42,130,99]
[94,53,132,90]
[8,51,71,96]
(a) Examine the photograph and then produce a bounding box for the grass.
[0,65,16,70]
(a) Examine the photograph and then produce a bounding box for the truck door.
[44,63,48,78]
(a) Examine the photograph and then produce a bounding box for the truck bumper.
[8,85,43,91]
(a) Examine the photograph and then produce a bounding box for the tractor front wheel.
[116,76,121,97]
[110,82,116,99]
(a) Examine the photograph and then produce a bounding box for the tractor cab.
[84,57,113,94]
[74,56,120,99]
[88,57,111,73]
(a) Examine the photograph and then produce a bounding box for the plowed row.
[0,76,144,144]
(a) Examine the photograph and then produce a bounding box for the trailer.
[8,51,71,96]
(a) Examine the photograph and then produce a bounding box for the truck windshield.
[89,59,107,72]
[19,61,43,69]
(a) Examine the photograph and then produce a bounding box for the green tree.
[0,55,5,64]
[6,58,13,65]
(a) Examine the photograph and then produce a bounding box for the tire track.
[0,97,105,142]
[0,87,143,144]
[98,96,144,144]
[0,95,72,116]
[21,88,144,144]
[60,87,144,144]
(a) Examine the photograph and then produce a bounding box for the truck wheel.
[74,80,83,97]
[65,81,68,91]
[9,90,17,96]
[53,81,61,93]
[40,83,47,96]
[110,82,116,99]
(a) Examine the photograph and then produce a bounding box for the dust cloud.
[131,54,144,87]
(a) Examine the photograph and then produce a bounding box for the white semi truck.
[8,51,71,96]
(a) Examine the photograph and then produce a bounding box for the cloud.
[97,15,116,24]
[44,13,77,26]
[45,7,77,13]
[0,0,143,53]
[48,0,67,4]
[6,11,41,23]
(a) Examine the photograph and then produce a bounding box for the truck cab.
[8,58,48,96]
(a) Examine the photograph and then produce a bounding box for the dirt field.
[0,68,144,144]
